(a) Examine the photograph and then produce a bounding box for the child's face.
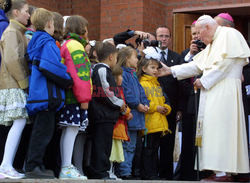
[47,19,55,36]
[15,4,30,26]
[116,75,123,86]
[142,61,159,77]
[126,50,138,69]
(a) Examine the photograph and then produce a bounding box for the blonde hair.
[6,0,27,18]
[31,8,53,31]
[117,46,136,67]
[64,15,88,36]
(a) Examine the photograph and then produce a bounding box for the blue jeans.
[117,130,137,176]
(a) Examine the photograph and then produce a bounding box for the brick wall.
[27,0,248,42]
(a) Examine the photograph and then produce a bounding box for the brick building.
[27,0,250,53]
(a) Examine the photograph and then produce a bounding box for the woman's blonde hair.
[31,8,53,31]
[117,46,136,67]
[64,15,88,36]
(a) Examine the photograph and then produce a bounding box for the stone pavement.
[0,179,237,183]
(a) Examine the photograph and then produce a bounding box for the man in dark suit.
[174,21,201,181]
[143,26,184,180]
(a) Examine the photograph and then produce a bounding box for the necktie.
[160,51,166,63]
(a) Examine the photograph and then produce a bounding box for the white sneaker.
[0,166,25,179]
[109,171,122,180]
[59,165,87,180]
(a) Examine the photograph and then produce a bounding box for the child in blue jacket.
[116,46,149,179]
[25,8,73,179]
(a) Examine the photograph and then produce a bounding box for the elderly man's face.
[156,27,171,49]
[196,24,212,45]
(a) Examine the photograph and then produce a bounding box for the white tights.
[0,118,26,169]
[60,126,79,168]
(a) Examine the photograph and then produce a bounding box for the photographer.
[113,29,153,47]
[143,26,183,180]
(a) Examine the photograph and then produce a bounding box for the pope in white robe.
[161,15,250,175]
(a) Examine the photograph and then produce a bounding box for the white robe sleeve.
[171,61,202,80]
[200,58,234,90]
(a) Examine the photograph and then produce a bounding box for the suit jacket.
[180,48,200,115]
[158,49,184,113]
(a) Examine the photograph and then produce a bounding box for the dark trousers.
[141,132,161,179]
[25,110,56,172]
[89,123,114,179]
[159,113,176,180]
[175,113,197,180]
[132,134,143,177]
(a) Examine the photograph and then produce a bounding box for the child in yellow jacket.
[137,58,171,180]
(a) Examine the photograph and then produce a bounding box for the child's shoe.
[0,166,25,179]
[59,165,87,180]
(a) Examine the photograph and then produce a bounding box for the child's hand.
[157,106,168,114]
[127,113,133,121]
[137,104,148,113]
[120,103,126,112]
[80,103,89,110]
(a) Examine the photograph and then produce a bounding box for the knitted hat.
[217,13,234,22]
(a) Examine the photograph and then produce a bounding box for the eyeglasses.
[157,35,171,39]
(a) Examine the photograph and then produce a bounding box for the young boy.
[88,42,125,179]
[25,8,73,178]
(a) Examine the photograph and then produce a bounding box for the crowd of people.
[0,0,249,181]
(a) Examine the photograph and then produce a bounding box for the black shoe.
[121,175,137,180]
[101,176,116,180]
[25,166,55,179]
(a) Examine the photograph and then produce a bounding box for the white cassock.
[171,26,250,173]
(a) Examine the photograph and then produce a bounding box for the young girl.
[116,46,149,179]
[88,41,125,179]
[58,15,91,180]
[137,58,171,180]
[109,65,133,180]
[0,0,30,179]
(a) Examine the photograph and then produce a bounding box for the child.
[24,5,36,41]
[58,15,91,180]
[109,65,133,180]
[0,0,30,179]
[116,46,149,179]
[52,11,64,48]
[137,58,171,180]
[24,8,73,179]
[88,41,125,179]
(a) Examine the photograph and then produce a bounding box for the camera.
[194,40,206,52]
[135,38,160,48]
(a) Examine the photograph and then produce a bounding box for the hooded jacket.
[26,31,73,116]
[0,20,28,89]
[140,75,171,135]
[122,67,149,130]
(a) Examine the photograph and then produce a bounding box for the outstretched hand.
[157,62,172,77]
